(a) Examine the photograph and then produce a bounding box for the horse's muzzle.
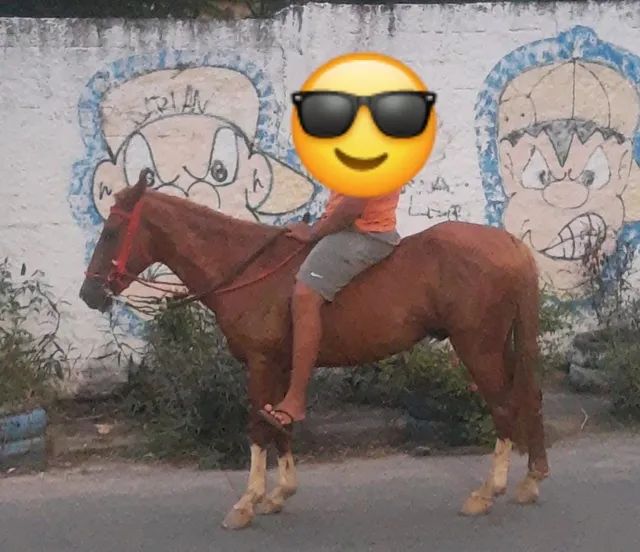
[79,278,113,313]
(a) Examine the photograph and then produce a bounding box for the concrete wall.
[2,1,640,393]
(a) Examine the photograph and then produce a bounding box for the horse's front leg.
[255,356,298,515]
[222,353,290,529]
[256,433,298,515]
[222,443,267,530]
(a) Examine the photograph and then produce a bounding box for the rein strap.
[167,229,307,308]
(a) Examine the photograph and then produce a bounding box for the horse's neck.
[144,195,278,296]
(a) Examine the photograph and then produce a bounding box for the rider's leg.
[260,230,397,430]
[263,281,325,425]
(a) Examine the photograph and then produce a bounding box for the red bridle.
[84,199,158,290]
[109,200,146,286]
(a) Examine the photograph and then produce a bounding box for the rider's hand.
[285,222,314,243]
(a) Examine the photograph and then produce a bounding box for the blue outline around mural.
[68,50,322,334]
[474,25,640,297]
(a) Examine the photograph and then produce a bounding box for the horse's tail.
[510,241,543,455]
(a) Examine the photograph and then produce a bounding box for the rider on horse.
[259,189,402,432]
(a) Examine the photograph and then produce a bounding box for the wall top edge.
[0,0,628,25]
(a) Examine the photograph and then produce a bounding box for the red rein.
[85,200,307,300]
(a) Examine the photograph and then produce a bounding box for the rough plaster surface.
[2,1,640,394]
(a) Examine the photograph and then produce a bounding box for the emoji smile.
[334,149,388,171]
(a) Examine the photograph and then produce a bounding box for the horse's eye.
[104,229,117,241]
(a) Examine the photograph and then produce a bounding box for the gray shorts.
[296,229,400,302]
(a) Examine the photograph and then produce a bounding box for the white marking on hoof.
[492,438,512,493]
[222,444,266,529]
[256,451,297,516]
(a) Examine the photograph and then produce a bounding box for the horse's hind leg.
[501,326,548,506]
[514,384,548,506]
[461,437,513,516]
[450,331,516,516]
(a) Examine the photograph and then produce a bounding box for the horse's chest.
[217,294,289,352]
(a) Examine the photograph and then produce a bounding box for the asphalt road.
[1,433,640,552]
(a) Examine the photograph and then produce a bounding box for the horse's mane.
[118,186,279,235]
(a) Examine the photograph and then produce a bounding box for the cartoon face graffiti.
[93,66,313,221]
[89,66,315,315]
[496,59,640,293]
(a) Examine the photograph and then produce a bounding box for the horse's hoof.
[222,506,254,530]
[514,477,539,505]
[255,497,283,515]
[460,493,493,516]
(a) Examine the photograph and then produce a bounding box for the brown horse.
[79,170,549,530]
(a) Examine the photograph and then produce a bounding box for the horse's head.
[79,168,156,312]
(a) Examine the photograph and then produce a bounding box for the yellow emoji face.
[292,52,437,197]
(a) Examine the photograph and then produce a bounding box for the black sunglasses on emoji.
[291,90,437,138]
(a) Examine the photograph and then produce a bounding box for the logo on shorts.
[310,272,324,278]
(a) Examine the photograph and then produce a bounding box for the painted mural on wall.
[69,52,317,321]
[476,26,640,298]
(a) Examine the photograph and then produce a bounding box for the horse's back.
[395,220,532,273]
[400,219,520,249]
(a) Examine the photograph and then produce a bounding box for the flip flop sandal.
[258,408,294,436]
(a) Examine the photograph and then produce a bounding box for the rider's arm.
[309,196,367,240]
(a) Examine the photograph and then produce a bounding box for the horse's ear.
[138,168,156,188]
[119,168,154,211]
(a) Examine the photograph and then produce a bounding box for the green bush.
[312,341,496,447]
[574,239,640,419]
[538,290,574,377]
[580,238,637,329]
[589,303,640,422]
[125,300,249,469]
[390,344,496,446]
[606,341,640,421]
[0,259,68,415]
[539,289,574,335]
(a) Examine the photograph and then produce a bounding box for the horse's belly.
[316,277,434,366]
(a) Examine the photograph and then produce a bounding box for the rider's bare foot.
[258,401,306,434]
[267,401,306,423]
